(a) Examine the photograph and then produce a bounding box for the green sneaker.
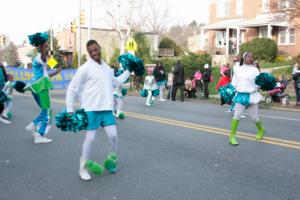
[86,160,104,175]
[118,112,125,119]
[229,136,239,146]
[104,153,118,173]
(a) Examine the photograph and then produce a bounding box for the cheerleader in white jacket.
[229,52,265,146]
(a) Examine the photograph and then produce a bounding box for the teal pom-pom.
[71,109,89,132]
[219,84,236,105]
[13,81,26,93]
[28,32,49,47]
[139,89,148,97]
[255,72,277,91]
[121,88,127,97]
[152,89,160,97]
[118,53,145,76]
[55,109,88,133]
[55,110,73,132]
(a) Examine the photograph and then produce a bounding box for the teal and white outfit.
[1,81,13,119]
[143,75,156,106]
[113,69,129,119]
[66,58,130,178]
[26,53,53,136]
[229,63,265,146]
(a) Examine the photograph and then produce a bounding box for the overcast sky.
[0,0,210,44]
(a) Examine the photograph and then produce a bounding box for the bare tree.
[271,0,300,25]
[97,0,142,54]
[142,0,170,34]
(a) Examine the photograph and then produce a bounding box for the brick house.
[203,0,299,64]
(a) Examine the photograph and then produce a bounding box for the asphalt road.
[0,92,300,200]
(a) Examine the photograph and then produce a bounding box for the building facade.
[204,0,299,58]
[55,26,159,67]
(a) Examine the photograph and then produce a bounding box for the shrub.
[155,53,212,78]
[159,37,184,56]
[240,38,277,62]
[275,55,287,63]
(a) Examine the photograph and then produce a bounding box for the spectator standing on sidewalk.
[171,61,185,102]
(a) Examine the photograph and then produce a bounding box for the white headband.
[243,52,248,60]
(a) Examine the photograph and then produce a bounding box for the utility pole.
[78,0,81,68]
[88,0,92,40]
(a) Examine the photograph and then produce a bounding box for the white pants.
[114,97,123,114]
[146,90,153,105]
[158,84,165,100]
[81,125,118,160]
[2,101,12,118]
[233,103,259,122]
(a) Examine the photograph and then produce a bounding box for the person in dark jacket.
[171,60,185,102]
[202,64,211,99]
[153,62,167,101]
[292,55,300,106]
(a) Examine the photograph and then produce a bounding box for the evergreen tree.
[133,32,152,63]
[109,48,120,67]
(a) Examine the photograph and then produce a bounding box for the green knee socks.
[255,121,265,140]
[230,119,239,146]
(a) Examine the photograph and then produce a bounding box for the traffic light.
[71,20,77,33]
[80,10,85,25]
[0,36,6,46]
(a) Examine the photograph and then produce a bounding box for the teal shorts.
[86,111,116,130]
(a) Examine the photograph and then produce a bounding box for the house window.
[259,27,268,38]
[278,0,295,9]
[278,28,296,44]
[216,0,230,17]
[236,0,243,16]
[216,31,226,47]
[262,0,270,13]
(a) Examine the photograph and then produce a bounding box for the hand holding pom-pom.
[118,53,145,76]
[255,72,277,91]
[55,109,88,133]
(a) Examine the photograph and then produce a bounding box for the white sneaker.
[79,158,92,181]
[0,117,11,124]
[34,135,52,144]
[159,98,166,101]
[25,122,37,132]
[241,114,246,118]
[145,103,151,107]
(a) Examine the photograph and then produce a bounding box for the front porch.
[203,15,289,65]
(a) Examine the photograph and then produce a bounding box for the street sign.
[47,56,58,69]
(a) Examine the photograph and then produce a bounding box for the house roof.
[203,18,246,30]
[204,14,288,30]
[237,14,288,28]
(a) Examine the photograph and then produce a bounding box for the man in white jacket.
[66,40,130,181]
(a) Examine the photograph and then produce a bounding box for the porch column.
[200,29,205,50]
[225,27,230,55]
[267,24,272,39]
[237,27,240,55]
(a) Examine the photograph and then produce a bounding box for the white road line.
[258,114,300,122]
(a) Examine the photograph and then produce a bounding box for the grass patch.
[260,60,293,69]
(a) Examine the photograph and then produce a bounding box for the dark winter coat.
[172,63,185,85]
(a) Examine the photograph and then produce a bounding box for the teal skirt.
[233,92,250,107]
